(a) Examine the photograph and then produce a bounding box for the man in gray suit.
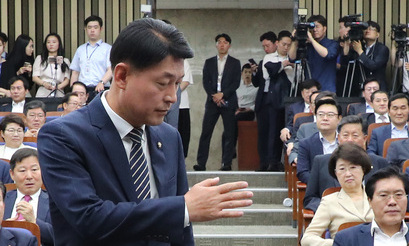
[304,115,388,212]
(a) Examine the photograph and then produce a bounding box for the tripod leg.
[348,62,357,97]
[342,62,351,97]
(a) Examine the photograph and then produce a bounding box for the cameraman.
[345,21,389,91]
[390,40,409,93]
[289,15,338,92]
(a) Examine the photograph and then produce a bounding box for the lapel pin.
[157,142,162,149]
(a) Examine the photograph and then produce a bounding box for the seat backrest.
[367,123,390,145]
[2,220,41,246]
[337,221,362,232]
[0,112,24,117]
[293,112,313,125]
[383,138,407,158]
[322,187,341,197]
[402,160,409,173]
[346,103,361,115]
[5,182,46,191]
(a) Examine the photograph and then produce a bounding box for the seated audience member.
[347,78,380,115]
[367,93,409,156]
[61,92,81,116]
[333,166,409,245]
[4,148,54,245]
[386,138,409,168]
[297,98,342,184]
[280,79,321,142]
[0,76,29,113]
[235,63,257,121]
[0,181,38,245]
[0,159,12,183]
[23,100,46,138]
[70,81,89,106]
[360,90,389,125]
[0,114,36,160]
[304,115,389,212]
[301,143,374,245]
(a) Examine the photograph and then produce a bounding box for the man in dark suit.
[37,19,253,246]
[367,93,409,156]
[360,90,389,125]
[297,99,342,183]
[334,166,409,245]
[194,33,241,171]
[0,76,29,113]
[304,115,389,212]
[347,78,380,116]
[3,148,53,246]
[0,159,12,184]
[387,138,409,167]
[0,181,38,246]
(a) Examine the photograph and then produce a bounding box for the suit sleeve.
[367,130,379,155]
[251,60,263,88]
[333,229,348,246]
[202,59,216,97]
[347,104,356,116]
[37,121,190,244]
[222,59,241,100]
[386,142,405,168]
[304,156,323,212]
[358,44,389,71]
[297,139,311,184]
[36,218,54,245]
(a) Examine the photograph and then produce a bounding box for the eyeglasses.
[5,128,24,134]
[335,165,361,174]
[27,113,45,119]
[317,112,338,119]
[376,192,408,201]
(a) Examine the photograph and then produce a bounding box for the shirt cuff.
[184,202,190,228]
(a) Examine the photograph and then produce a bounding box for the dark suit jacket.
[289,115,314,142]
[0,227,38,246]
[304,153,389,212]
[0,159,12,184]
[285,100,305,132]
[347,102,366,116]
[367,124,391,156]
[360,113,375,125]
[37,94,193,246]
[333,222,409,246]
[357,42,390,90]
[387,138,409,167]
[4,190,54,246]
[297,132,324,184]
[202,55,241,110]
[0,103,12,112]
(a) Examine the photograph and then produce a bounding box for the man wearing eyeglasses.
[23,100,46,138]
[347,78,380,116]
[0,76,29,113]
[334,166,409,245]
[61,92,82,116]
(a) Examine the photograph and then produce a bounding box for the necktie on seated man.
[128,128,151,202]
[17,195,32,221]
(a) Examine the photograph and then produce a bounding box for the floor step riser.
[194,211,292,226]
[194,238,297,246]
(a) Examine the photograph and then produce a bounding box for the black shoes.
[193,164,206,171]
[219,164,232,171]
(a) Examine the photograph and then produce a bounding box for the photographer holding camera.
[289,15,338,92]
[343,21,389,91]
[390,24,409,94]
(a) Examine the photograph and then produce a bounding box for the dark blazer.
[0,227,38,246]
[304,153,389,212]
[360,113,375,125]
[288,122,318,164]
[0,103,12,112]
[387,138,409,167]
[333,222,409,246]
[202,55,241,110]
[37,94,193,246]
[367,124,391,156]
[4,190,54,246]
[357,41,390,90]
[347,102,366,116]
[297,131,324,184]
[0,159,12,184]
[285,100,305,132]
[289,115,314,142]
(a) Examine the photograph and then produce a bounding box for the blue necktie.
[128,128,151,202]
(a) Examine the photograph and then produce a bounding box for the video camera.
[344,14,368,41]
[294,8,315,59]
[391,24,408,44]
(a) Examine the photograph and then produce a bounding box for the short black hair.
[259,31,277,43]
[0,114,25,132]
[328,143,372,180]
[337,115,368,135]
[388,93,409,109]
[110,18,193,72]
[84,15,103,27]
[307,15,327,27]
[242,63,251,72]
[215,33,232,44]
[9,148,38,171]
[71,81,87,93]
[362,77,380,91]
[8,76,29,90]
[370,90,388,103]
[301,79,321,91]
[24,100,46,116]
[0,32,8,43]
[365,166,409,200]
[278,30,292,41]
[367,20,380,32]
[315,91,337,104]
[0,181,5,202]
[62,92,78,105]
[338,16,353,23]
[314,98,342,115]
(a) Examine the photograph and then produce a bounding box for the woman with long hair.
[0,34,34,90]
[32,33,70,97]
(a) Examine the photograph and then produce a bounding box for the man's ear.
[113,63,130,90]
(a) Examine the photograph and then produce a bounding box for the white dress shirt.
[319,132,338,154]
[374,113,390,123]
[366,102,374,113]
[391,123,409,139]
[217,55,228,92]
[371,219,408,246]
[11,188,41,219]
[11,100,25,113]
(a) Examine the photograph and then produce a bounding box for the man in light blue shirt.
[70,15,112,96]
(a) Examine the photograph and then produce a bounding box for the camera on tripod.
[344,14,368,41]
[391,24,409,47]
[294,8,315,59]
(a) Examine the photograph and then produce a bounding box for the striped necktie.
[128,128,151,202]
